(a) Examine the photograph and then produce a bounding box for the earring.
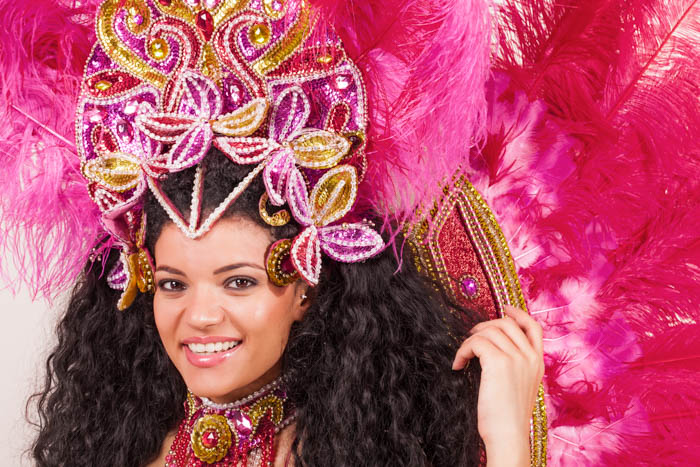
[300,294,307,300]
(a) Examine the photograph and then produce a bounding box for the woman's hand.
[452,306,544,466]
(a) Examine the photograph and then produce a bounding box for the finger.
[470,317,535,358]
[453,326,519,370]
[503,305,544,358]
[452,334,501,370]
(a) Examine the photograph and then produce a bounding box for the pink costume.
[1,0,698,465]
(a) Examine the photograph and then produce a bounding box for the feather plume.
[487,1,700,463]
[309,0,492,229]
[0,0,105,299]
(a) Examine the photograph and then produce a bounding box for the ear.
[291,281,312,321]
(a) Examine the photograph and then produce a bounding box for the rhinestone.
[86,107,107,122]
[196,10,214,41]
[227,83,241,103]
[333,75,351,90]
[249,24,271,46]
[203,0,221,8]
[460,277,479,298]
[123,99,139,115]
[201,428,219,448]
[116,119,134,142]
[94,80,113,91]
[184,0,200,5]
[231,411,253,436]
[149,38,169,61]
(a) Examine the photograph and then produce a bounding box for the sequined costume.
[1,0,699,465]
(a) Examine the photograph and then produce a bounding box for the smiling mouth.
[186,340,241,355]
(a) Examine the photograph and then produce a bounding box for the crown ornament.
[77,0,383,309]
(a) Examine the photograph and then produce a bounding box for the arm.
[452,306,544,467]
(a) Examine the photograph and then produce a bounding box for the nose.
[184,285,224,329]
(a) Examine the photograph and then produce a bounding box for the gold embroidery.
[253,2,312,75]
[96,0,168,88]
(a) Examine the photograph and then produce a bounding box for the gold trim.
[409,175,547,466]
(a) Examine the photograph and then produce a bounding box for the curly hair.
[30,148,485,466]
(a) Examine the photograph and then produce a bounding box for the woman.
[4,0,698,465]
[32,149,543,466]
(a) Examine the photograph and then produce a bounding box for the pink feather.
[483,1,700,463]
[309,0,492,229]
[0,0,106,299]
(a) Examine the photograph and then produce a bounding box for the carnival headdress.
[75,0,389,308]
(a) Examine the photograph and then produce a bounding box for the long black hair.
[30,148,485,466]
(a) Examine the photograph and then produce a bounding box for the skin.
[149,218,544,466]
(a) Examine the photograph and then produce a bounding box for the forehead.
[154,217,272,268]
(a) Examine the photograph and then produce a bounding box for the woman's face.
[153,217,307,403]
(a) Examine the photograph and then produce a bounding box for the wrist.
[484,436,529,467]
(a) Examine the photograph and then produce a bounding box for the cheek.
[152,295,177,347]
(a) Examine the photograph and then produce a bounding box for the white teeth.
[187,340,240,354]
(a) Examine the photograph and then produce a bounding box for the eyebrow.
[213,263,265,274]
[155,263,265,276]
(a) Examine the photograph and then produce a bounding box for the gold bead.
[148,38,169,61]
[249,24,271,47]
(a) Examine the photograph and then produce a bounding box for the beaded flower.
[76,0,383,308]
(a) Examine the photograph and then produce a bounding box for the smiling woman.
[152,217,308,403]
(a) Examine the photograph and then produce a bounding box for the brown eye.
[225,277,257,289]
[158,280,185,291]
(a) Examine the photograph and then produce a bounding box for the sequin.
[263,0,285,19]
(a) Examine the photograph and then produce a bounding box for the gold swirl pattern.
[253,2,312,75]
[97,0,168,88]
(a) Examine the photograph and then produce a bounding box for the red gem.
[280,255,296,275]
[196,11,214,41]
[201,428,219,448]
[157,0,172,5]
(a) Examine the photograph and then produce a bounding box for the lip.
[184,341,242,368]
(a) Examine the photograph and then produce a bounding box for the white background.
[0,276,62,466]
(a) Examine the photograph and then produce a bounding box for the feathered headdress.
[0,0,490,307]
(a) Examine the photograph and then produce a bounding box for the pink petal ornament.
[263,148,296,206]
[290,226,322,286]
[318,223,384,262]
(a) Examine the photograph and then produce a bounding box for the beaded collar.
[166,378,295,466]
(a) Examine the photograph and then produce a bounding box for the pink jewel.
[201,428,219,448]
[333,75,351,91]
[196,10,214,41]
[461,277,479,298]
[231,411,253,436]
[185,0,200,6]
[157,0,172,5]
[123,99,139,115]
[116,119,134,142]
[270,0,283,11]
[227,83,241,103]
[86,107,107,123]
[132,14,144,25]
[204,0,221,8]
[280,254,295,274]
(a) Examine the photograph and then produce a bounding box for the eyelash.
[158,279,185,292]
[225,277,257,289]
[156,277,257,292]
